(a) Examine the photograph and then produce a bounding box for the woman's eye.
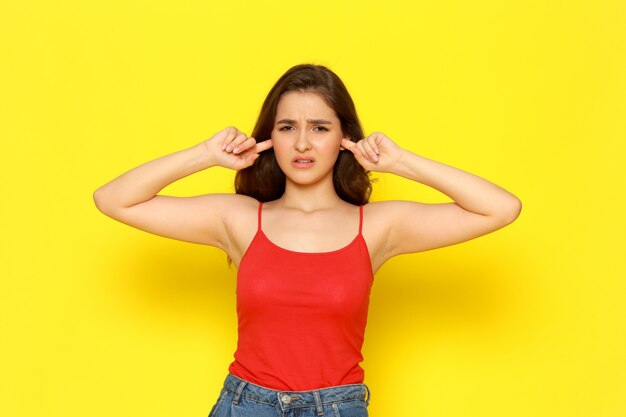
[278,126,328,132]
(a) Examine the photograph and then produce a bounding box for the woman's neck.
[279,177,344,212]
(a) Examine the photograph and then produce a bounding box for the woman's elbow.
[93,188,115,216]
[501,197,522,225]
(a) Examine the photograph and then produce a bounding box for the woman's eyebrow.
[276,119,333,125]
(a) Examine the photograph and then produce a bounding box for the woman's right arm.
[93,126,273,250]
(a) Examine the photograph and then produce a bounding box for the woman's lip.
[292,160,315,168]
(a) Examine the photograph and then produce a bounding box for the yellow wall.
[2,1,624,416]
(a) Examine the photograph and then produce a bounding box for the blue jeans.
[208,373,371,417]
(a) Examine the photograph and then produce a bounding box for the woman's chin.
[284,170,333,187]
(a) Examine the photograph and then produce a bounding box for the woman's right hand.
[199,126,273,171]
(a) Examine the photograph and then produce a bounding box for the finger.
[360,140,378,162]
[255,139,273,153]
[341,138,356,151]
[367,135,380,155]
[350,143,371,168]
[224,130,244,151]
[232,137,256,154]
[245,153,260,167]
[225,132,248,152]
[232,153,259,171]
[221,126,239,150]
[236,139,272,159]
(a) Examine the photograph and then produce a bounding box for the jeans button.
[281,394,292,404]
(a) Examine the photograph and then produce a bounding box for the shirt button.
[281,394,292,403]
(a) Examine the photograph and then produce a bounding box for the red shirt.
[228,202,374,390]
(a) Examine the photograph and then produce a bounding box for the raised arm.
[93,126,273,250]
[341,133,522,259]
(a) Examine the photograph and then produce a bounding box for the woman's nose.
[294,132,312,152]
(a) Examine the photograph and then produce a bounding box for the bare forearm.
[393,149,522,220]
[93,144,211,211]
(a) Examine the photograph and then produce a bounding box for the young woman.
[94,64,521,417]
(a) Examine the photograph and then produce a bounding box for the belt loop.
[313,390,324,415]
[363,383,371,406]
[232,380,247,405]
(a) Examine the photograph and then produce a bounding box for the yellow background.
[2,1,625,416]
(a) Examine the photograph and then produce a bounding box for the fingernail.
[233,147,239,153]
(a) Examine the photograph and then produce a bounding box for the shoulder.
[364,199,439,215]
[185,193,259,239]
[361,200,435,264]
[360,201,404,267]
[362,200,421,223]
[363,199,458,239]
[218,193,259,222]
[210,194,260,262]
[362,200,422,238]
[180,193,258,219]
[364,198,516,258]
[224,193,259,209]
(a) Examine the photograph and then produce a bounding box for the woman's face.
[271,90,347,186]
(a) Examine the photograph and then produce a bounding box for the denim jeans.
[208,373,371,417]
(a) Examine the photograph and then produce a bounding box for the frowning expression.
[271,90,347,185]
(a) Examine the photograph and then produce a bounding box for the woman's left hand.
[340,132,404,173]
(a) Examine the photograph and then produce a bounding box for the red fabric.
[227,202,374,391]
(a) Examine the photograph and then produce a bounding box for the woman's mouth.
[292,158,315,168]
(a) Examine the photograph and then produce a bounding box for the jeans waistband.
[222,373,371,411]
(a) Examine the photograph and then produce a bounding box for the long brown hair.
[235,64,372,205]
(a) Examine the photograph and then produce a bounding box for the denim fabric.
[208,373,371,417]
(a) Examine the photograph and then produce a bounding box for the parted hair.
[234,64,372,205]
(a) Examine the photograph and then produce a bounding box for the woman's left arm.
[341,133,522,257]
